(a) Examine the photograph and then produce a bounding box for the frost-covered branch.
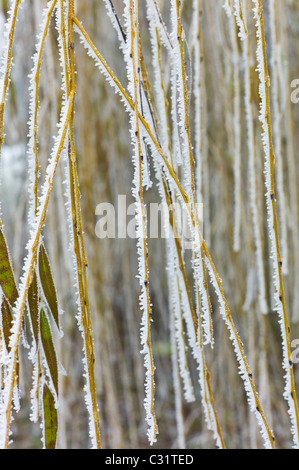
[252,0,299,447]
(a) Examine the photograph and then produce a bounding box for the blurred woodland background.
[1,0,299,449]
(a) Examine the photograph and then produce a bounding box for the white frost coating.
[122,0,137,99]
[167,238,195,403]
[149,0,173,52]
[244,45,268,313]
[204,255,274,449]
[29,359,41,422]
[124,0,157,445]
[137,85,153,190]
[233,0,247,40]
[224,0,247,40]
[223,1,241,253]
[170,69,183,168]
[145,0,172,164]
[0,11,5,56]
[27,1,56,227]
[191,0,210,246]
[268,0,288,275]
[162,224,223,447]
[191,0,203,204]
[125,3,152,190]
[170,2,189,172]
[252,0,299,448]
[242,268,256,312]
[163,217,221,445]
[0,0,24,130]
[178,267,223,448]
[231,0,268,314]
[134,192,157,444]
[61,146,99,449]
[169,292,186,448]
[102,0,126,45]
[55,2,69,104]
[103,0,153,190]
[222,0,231,16]
[145,0,174,169]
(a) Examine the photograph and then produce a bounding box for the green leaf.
[1,295,13,352]
[0,228,18,307]
[40,309,58,396]
[43,383,58,449]
[38,244,59,331]
[28,270,40,347]
[1,296,20,389]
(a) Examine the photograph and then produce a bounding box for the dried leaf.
[28,270,40,347]
[40,309,58,396]
[0,228,18,307]
[38,244,59,331]
[43,382,58,449]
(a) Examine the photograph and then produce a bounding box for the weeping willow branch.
[0,0,23,155]
[61,0,101,448]
[126,0,158,445]
[252,0,299,447]
[2,0,298,450]
[28,0,58,222]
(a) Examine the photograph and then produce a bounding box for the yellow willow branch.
[0,90,75,449]
[29,0,58,217]
[0,0,22,152]
[129,0,158,444]
[59,0,70,96]
[0,0,23,232]
[203,240,275,448]
[237,0,248,36]
[64,0,101,448]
